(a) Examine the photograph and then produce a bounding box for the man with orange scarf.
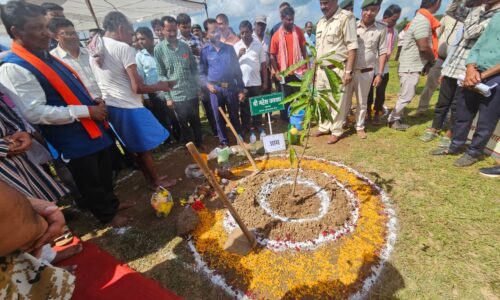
[387,0,441,131]
[270,6,308,122]
[0,1,133,227]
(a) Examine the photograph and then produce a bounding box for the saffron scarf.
[277,25,306,75]
[11,42,103,139]
[405,9,441,59]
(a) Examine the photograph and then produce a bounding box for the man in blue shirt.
[304,21,316,57]
[199,18,246,146]
[135,27,180,142]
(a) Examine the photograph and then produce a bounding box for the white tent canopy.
[1,0,205,32]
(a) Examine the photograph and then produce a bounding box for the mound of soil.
[227,169,353,242]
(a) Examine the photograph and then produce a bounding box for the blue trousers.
[450,74,500,157]
[210,86,242,145]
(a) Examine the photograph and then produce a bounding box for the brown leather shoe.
[311,130,329,137]
[326,135,340,144]
[357,129,367,139]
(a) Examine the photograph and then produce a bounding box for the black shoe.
[388,120,409,131]
[453,153,480,167]
[479,165,500,178]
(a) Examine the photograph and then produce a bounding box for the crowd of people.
[0,0,498,297]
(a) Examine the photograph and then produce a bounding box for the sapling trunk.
[292,63,318,196]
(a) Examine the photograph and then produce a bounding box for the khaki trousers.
[417,58,444,113]
[388,72,420,122]
[343,70,374,131]
[317,68,353,137]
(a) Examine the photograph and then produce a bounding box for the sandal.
[438,136,451,148]
[430,147,459,156]
[420,130,438,142]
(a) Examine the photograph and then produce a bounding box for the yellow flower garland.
[191,157,395,299]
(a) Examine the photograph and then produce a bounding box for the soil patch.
[267,184,321,220]
[227,169,353,242]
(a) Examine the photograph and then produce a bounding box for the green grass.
[68,59,500,299]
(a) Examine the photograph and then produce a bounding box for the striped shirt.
[442,5,498,79]
[0,97,67,201]
[398,13,432,73]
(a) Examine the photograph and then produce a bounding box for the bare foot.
[153,175,177,189]
[52,244,83,264]
[118,201,136,211]
[109,215,131,228]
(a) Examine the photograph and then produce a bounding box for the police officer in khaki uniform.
[344,0,387,139]
[313,0,358,144]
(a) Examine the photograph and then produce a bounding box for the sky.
[0,0,452,45]
[190,0,452,31]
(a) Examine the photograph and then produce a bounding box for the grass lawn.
[68,60,500,299]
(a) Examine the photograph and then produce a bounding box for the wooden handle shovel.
[217,107,260,174]
[186,142,257,254]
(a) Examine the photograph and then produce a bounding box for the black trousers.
[240,86,263,131]
[367,73,389,113]
[147,93,180,142]
[431,76,459,130]
[450,74,500,157]
[173,98,203,146]
[280,75,301,121]
[200,88,218,136]
[67,146,119,223]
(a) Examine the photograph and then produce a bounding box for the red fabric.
[54,238,181,300]
[270,25,306,70]
[10,42,104,139]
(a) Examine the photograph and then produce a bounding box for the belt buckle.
[220,82,229,89]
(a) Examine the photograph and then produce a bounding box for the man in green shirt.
[154,16,203,147]
[432,11,500,167]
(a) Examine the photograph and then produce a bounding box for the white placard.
[262,134,286,153]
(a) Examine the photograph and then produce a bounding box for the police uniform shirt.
[316,7,358,65]
[354,20,387,70]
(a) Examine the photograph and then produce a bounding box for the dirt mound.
[227,169,353,242]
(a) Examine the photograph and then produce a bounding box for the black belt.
[211,81,231,88]
[358,68,374,73]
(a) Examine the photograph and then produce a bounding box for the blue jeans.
[210,86,242,145]
[450,74,500,157]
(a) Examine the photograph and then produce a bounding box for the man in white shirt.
[49,17,102,100]
[234,20,268,133]
[253,15,272,94]
[0,0,132,227]
[90,11,176,190]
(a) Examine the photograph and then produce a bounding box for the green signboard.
[250,92,284,116]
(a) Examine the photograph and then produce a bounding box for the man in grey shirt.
[387,0,441,130]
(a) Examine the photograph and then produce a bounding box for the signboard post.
[249,92,284,135]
